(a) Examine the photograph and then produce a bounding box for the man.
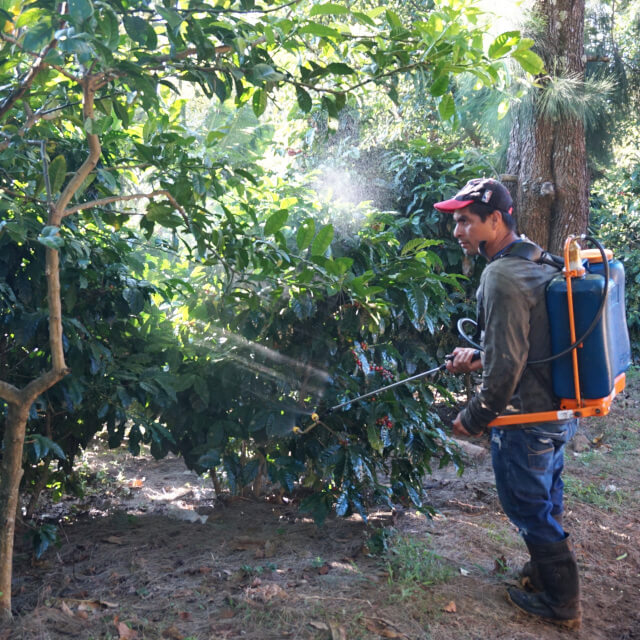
[434,178,581,630]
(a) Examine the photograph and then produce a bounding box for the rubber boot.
[520,513,563,592]
[507,536,581,630]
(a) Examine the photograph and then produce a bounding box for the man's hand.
[452,412,484,438]
[445,347,483,374]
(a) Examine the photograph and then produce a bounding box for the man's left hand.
[452,412,483,438]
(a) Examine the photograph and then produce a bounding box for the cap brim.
[433,198,474,212]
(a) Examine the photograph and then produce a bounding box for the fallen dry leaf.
[178,611,191,620]
[60,601,74,617]
[249,583,288,602]
[309,621,329,631]
[219,607,235,619]
[116,622,138,639]
[76,599,118,612]
[128,478,144,488]
[162,624,184,640]
[317,563,330,575]
[232,536,265,550]
[363,617,407,639]
[329,621,347,640]
[443,601,457,613]
[104,536,126,545]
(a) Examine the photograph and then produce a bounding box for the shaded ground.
[2,372,640,640]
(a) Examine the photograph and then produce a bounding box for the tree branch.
[0,186,47,206]
[0,38,60,119]
[0,381,21,405]
[151,45,232,66]
[22,369,69,405]
[184,61,435,97]
[0,99,76,153]
[52,77,102,222]
[187,0,302,14]
[42,76,102,375]
[0,29,77,82]
[62,189,188,225]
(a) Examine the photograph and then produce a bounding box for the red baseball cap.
[434,178,513,214]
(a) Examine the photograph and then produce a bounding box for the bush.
[590,166,640,361]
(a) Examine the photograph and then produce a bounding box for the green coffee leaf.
[311,224,334,256]
[264,209,288,235]
[252,88,267,117]
[430,74,449,97]
[488,30,520,59]
[310,3,349,16]
[438,93,455,120]
[48,155,67,194]
[298,22,340,38]
[249,63,284,83]
[123,15,148,45]
[68,0,93,23]
[512,49,545,75]
[296,86,312,113]
[23,21,53,52]
[385,9,402,29]
[37,225,64,250]
[296,218,315,250]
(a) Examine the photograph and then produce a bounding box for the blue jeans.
[490,419,578,545]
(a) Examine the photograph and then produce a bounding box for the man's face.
[452,206,495,256]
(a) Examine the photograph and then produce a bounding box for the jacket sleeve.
[459,266,531,434]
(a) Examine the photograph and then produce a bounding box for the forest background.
[0,0,639,629]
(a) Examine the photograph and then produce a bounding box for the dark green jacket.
[459,253,562,434]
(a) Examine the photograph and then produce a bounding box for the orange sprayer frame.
[487,237,626,429]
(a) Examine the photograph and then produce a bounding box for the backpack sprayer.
[293,235,631,434]
[487,235,630,427]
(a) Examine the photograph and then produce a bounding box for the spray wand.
[293,350,480,435]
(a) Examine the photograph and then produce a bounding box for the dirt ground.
[2,372,639,640]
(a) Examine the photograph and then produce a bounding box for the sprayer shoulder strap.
[502,241,563,270]
[498,240,563,409]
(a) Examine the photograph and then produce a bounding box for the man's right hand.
[445,347,483,374]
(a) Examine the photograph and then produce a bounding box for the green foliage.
[585,0,640,168]
[141,178,467,522]
[0,0,542,530]
[26,523,59,559]
[384,533,455,589]
[0,217,179,490]
[590,166,640,360]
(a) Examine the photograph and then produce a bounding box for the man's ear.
[490,209,501,229]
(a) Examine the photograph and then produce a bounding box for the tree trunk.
[0,402,30,621]
[507,0,589,254]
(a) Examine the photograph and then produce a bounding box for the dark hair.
[468,202,516,231]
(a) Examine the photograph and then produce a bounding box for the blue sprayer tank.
[546,256,631,399]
